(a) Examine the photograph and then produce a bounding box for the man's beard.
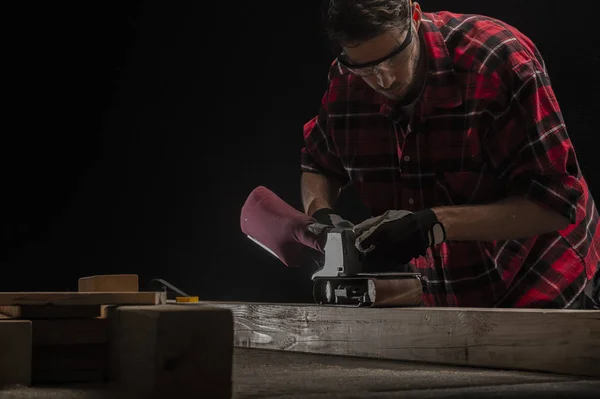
[395,39,427,105]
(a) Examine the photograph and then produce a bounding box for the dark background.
[2,1,598,303]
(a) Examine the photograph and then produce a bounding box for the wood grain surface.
[203,302,600,377]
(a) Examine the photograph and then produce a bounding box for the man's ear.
[412,2,423,28]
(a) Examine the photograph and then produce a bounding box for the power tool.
[240,186,426,307]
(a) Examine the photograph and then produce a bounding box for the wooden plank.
[202,301,600,378]
[0,292,166,306]
[106,304,233,399]
[0,305,101,319]
[78,274,138,292]
[0,320,32,386]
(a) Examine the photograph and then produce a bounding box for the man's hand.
[306,207,355,272]
[354,209,446,264]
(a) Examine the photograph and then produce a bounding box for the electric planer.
[240,186,426,307]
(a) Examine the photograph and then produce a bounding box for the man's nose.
[376,69,395,89]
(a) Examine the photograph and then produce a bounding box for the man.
[300,0,600,308]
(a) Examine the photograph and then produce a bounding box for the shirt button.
[404,155,411,162]
[408,198,414,205]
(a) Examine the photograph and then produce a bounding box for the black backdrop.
[2,1,598,303]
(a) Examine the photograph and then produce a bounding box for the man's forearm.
[431,196,572,241]
[301,172,341,216]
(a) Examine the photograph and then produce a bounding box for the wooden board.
[0,292,165,306]
[201,302,600,378]
[0,305,101,319]
[78,274,138,292]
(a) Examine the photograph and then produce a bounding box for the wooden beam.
[0,292,165,306]
[0,320,32,386]
[106,304,233,399]
[202,301,600,378]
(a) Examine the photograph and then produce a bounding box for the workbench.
[1,275,598,398]
[0,348,598,398]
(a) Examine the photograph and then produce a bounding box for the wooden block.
[0,292,165,306]
[79,274,139,293]
[0,320,32,386]
[32,318,108,346]
[206,301,600,378]
[77,275,140,319]
[0,305,101,319]
[107,304,233,399]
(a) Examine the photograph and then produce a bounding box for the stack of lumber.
[0,275,234,399]
[0,275,163,386]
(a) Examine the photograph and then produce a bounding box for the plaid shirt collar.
[335,14,463,121]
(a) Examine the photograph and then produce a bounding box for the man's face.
[340,13,422,101]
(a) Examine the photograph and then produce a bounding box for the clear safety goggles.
[337,21,414,77]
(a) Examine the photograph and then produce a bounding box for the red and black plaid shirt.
[301,11,600,308]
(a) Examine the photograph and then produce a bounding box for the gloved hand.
[306,208,354,271]
[311,208,354,229]
[353,209,446,264]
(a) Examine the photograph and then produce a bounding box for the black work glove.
[311,208,336,225]
[353,209,446,265]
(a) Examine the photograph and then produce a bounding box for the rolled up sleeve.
[484,61,584,225]
[300,85,350,188]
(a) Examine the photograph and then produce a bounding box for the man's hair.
[322,0,412,46]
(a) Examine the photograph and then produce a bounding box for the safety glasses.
[337,21,414,77]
